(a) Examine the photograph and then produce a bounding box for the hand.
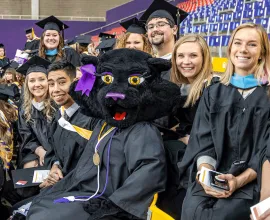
[35,146,46,166]
[24,49,31,53]
[179,135,190,145]
[258,208,270,220]
[200,182,228,198]
[46,164,63,185]
[213,174,239,198]
[39,179,52,188]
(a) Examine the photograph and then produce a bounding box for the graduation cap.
[16,55,51,76]
[65,38,76,46]
[36,15,69,38]
[76,35,92,47]
[120,17,146,34]
[1,61,20,74]
[96,38,116,51]
[25,27,33,35]
[0,84,20,101]
[98,32,116,41]
[140,0,188,39]
[0,43,4,49]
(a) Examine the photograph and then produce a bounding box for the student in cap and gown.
[116,17,153,55]
[96,32,116,55]
[75,35,93,58]
[35,15,81,67]
[140,0,188,65]
[23,27,40,57]
[42,58,99,186]
[0,44,10,76]
[16,56,55,169]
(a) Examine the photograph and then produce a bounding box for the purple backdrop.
[0,19,105,58]
[90,0,186,35]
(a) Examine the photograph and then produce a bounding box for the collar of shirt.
[60,102,80,118]
[160,53,172,60]
[32,100,45,111]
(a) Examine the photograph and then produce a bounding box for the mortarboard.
[76,35,92,47]
[16,55,51,76]
[25,27,33,35]
[36,15,69,32]
[65,38,77,46]
[36,15,69,39]
[120,17,146,34]
[0,84,20,101]
[96,38,116,51]
[1,61,20,73]
[98,32,116,41]
[140,0,188,39]
[0,43,4,49]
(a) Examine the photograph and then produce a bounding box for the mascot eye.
[128,76,145,86]
[102,75,114,84]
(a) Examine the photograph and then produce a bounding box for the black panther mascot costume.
[18,49,181,220]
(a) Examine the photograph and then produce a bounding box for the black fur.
[70,49,181,128]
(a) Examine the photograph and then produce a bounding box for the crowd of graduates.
[0,0,270,219]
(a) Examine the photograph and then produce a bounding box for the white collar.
[32,100,45,111]
[160,53,172,60]
[59,102,80,118]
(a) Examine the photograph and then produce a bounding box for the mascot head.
[71,48,180,128]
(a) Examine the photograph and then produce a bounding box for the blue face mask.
[230,73,261,90]
[45,49,58,56]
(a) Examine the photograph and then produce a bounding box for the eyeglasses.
[145,21,171,31]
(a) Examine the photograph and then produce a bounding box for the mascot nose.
[105,92,126,101]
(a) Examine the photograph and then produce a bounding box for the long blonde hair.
[221,23,270,84]
[38,31,64,61]
[23,74,55,122]
[171,34,212,107]
[116,32,153,55]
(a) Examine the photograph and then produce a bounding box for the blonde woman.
[116,17,153,55]
[36,16,80,67]
[179,23,270,220]
[171,34,216,145]
[17,56,54,169]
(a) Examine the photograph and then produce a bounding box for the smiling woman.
[16,56,55,196]
[36,16,81,67]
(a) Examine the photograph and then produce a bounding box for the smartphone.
[209,170,230,191]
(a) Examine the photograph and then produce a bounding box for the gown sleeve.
[109,123,167,219]
[64,47,81,67]
[178,87,217,188]
[18,109,41,165]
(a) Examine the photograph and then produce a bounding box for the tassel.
[53,196,75,203]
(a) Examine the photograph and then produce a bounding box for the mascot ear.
[147,57,171,73]
[81,55,98,66]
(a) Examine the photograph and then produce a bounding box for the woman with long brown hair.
[179,23,270,220]
[36,16,81,67]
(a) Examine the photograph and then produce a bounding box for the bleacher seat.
[223,13,232,22]
[209,36,221,47]
[254,8,265,18]
[221,35,230,46]
[218,23,229,34]
[242,10,253,20]
[229,22,240,31]
[209,23,218,33]
[233,11,242,20]
[201,24,209,33]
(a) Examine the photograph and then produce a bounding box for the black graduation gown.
[0,57,10,77]
[179,83,270,220]
[18,106,51,167]
[26,121,166,220]
[24,39,40,56]
[45,108,98,175]
[45,47,81,67]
